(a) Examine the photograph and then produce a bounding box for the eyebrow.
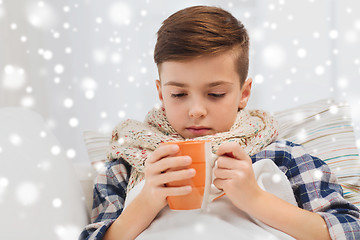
[164,81,233,88]
[164,81,187,87]
[207,81,234,87]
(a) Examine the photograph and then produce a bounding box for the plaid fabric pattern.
[79,140,360,240]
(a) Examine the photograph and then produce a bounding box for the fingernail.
[184,156,192,163]
[185,186,192,192]
[189,168,196,175]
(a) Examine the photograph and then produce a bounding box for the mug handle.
[201,153,224,210]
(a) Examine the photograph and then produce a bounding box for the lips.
[186,126,211,136]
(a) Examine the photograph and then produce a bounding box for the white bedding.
[124,159,297,240]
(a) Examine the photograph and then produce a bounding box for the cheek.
[221,109,237,122]
[163,101,185,123]
[213,102,239,129]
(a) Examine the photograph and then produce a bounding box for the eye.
[208,93,226,98]
[171,93,187,98]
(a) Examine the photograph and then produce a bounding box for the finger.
[216,156,237,169]
[162,185,193,197]
[216,156,249,170]
[213,178,227,191]
[147,144,179,164]
[152,155,192,173]
[157,168,196,185]
[216,142,251,162]
[214,167,234,179]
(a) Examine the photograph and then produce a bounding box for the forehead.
[158,51,240,86]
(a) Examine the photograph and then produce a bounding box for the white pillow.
[82,130,110,170]
[73,162,98,219]
[275,99,360,207]
[0,107,88,240]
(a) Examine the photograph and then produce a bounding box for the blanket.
[124,159,297,240]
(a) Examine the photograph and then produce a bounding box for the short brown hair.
[154,6,250,86]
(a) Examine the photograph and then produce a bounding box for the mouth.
[185,126,212,136]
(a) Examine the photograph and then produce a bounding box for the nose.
[188,98,207,118]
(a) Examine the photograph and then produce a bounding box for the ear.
[155,79,164,103]
[238,78,252,110]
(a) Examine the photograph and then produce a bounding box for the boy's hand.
[139,144,195,212]
[213,142,263,212]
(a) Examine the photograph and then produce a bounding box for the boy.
[80,6,360,240]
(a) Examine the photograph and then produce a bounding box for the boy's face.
[156,51,252,139]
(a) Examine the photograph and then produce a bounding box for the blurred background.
[1,0,359,163]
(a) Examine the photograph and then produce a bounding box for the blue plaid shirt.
[79,140,360,239]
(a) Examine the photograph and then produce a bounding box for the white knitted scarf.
[107,107,279,193]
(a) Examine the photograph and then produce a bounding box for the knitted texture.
[106,107,279,193]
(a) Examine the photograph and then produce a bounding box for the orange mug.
[162,140,223,210]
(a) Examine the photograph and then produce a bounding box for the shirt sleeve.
[79,158,132,240]
[284,141,360,240]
